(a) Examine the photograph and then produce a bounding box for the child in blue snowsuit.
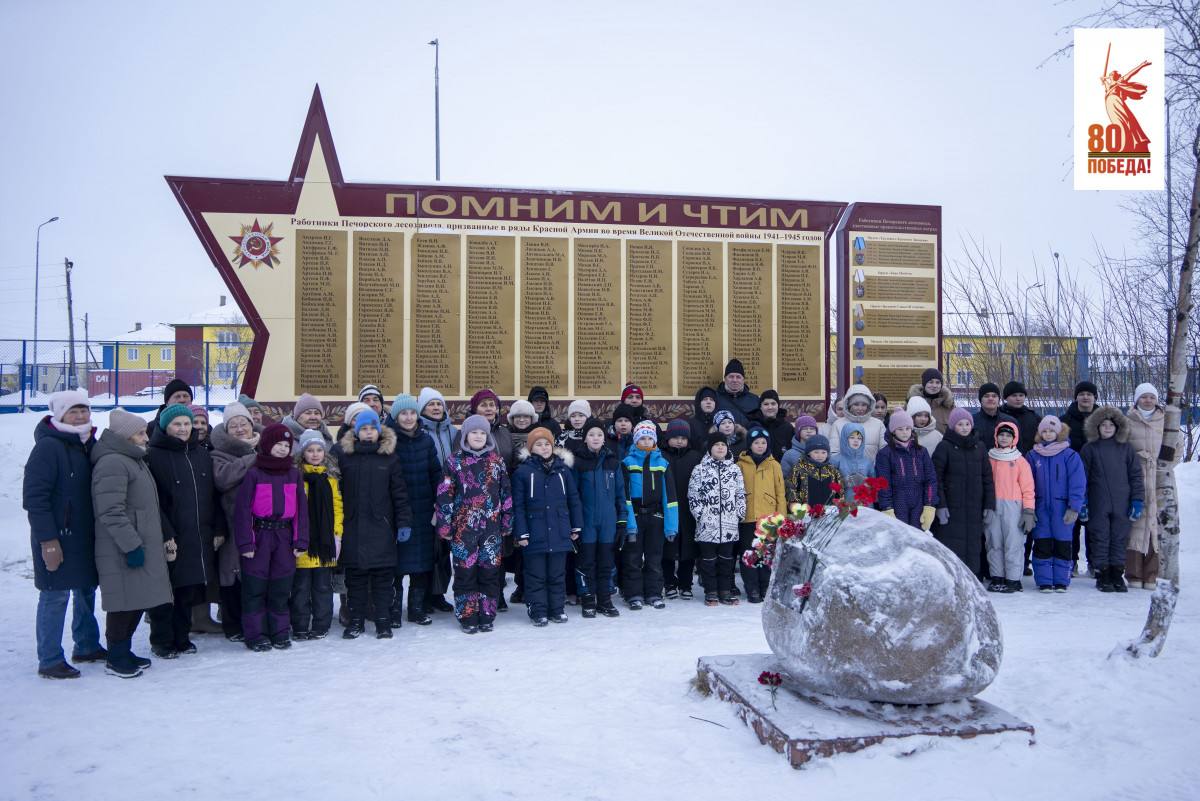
[571,418,626,618]
[875,410,938,530]
[621,421,679,610]
[832,421,876,495]
[1026,415,1087,591]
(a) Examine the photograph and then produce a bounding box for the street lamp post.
[1023,281,1045,386]
[33,216,60,396]
[429,38,441,181]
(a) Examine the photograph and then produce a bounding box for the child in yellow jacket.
[986,421,1035,593]
[292,430,343,638]
[737,427,787,603]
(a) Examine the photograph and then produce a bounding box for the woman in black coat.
[931,408,995,576]
[389,396,444,626]
[331,412,412,637]
[146,405,224,657]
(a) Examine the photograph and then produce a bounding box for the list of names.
[294,229,347,395]
[727,243,772,388]
[520,238,569,396]
[625,240,674,397]
[410,234,461,396]
[465,236,516,396]
[573,239,621,396]
[353,232,405,390]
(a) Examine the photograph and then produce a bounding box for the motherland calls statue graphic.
[1100,43,1152,154]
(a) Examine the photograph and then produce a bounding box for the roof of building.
[174,302,248,327]
[100,322,178,343]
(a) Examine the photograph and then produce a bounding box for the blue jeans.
[36,587,100,670]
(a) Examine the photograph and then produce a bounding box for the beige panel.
[353,231,405,392]
[410,234,462,396]
[520,237,569,396]
[573,238,621,396]
[676,241,725,394]
[464,236,516,397]
[294,229,348,395]
[727,243,772,387]
[625,239,673,397]
[777,244,823,398]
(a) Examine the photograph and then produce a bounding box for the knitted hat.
[567,399,592,419]
[921,368,944,385]
[294,393,324,417]
[724,358,745,377]
[238,393,262,411]
[48,389,90,421]
[469,388,500,413]
[1133,383,1159,403]
[528,386,550,404]
[297,429,327,454]
[747,426,769,446]
[222,402,252,426]
[706,430,729,454]
[581,417,606,439]
[417,386,446,415]
[621,384,643,403]
[805,434,830,454]
[343,402,369,426]
[526,427,555,448]
[163,378,193,403]
[1038,415,1063,436]
[107,408,146,440]
[696,386,718,403]
[259,423,293,454]
[611,403,637,424]
[188,404,209,421]
[713,409,735,428]
[760,389,780,404]
[995,420,1019,444]
[905,396,932,416]
[1002,381,1027,399]
[1074,380,1099,398]
[159,403,194,430]
[794,415,818,435]
[358,384,383,403]
[354,409,380,434]
[507,399,536,423]
[948,408,974,430]
[888,410,914,432]
[632,420,658,446]
[665,418,691,442]
[978,382,1002,401]
[391,393,420,414]
[460,414,491,441]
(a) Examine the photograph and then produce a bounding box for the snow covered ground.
[0,410,1196,800]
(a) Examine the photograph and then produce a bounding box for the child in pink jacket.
[985,420,1035,593]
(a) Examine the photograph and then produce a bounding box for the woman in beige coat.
[1124,383,1172,588]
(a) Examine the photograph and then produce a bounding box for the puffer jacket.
[147,427,223,589]
[436,440,514,546]
[1080,406,1144,518]
[831,421,875,493]
[512,447,584,555]
[736,452,787,522]
[332,427,412,570]
[687,454,747,544]
[622,447,680,537]
[1024,428,1086,541]
[209,421,260,585]
[907,383,956,433]
[874,433,938,516]
[572,444,626,542]
[296,463,342,568]
[1125,404,1169,555]
[392,423,445,574]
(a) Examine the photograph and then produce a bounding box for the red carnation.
[829,481,842,494]
[793,582,812,599]
[809,504,825,518]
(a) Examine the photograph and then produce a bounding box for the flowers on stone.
[793,582,813,599]
[758,670,783,709]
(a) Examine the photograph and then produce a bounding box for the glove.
[936,508,950,526]
[883,509,896,518]
[1019,509,1037,534]
[570,528,581,541]
[41,539,64,572]
[213,535,225,550]
[919,506,936,531]
[983,509,996,525]
[124,547,145,568]
[164,539,178,562]
[395,527,412,544]
[665,531,677,542]
[1079,505,1089,523]
[1128,500,1144,521]
[518,537,529,548]
[1063,509,1079,525]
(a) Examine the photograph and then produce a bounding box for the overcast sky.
[0,0,1147,344]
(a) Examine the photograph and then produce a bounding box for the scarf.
[1138,406,1156,420]
[1033,440,1071,457]
[751,449,770,465]
[52,419,93,444]
[303,470,337,564]
[256,451,293,473]
[989,446,1022,462]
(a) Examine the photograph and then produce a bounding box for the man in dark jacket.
[145,377,194,437]
[1061,380,1099,575]
[973,383,1017,450]
[999,380,1042,453]
[22,390,104,678]
[715,359,760,426]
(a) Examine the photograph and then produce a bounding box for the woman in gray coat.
[91,409,173,677]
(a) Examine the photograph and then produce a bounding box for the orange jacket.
[988,451,1035,509]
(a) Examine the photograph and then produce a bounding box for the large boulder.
[762,508,1002,704]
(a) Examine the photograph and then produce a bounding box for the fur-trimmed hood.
[1084,406,1131,443]
[337,425,398,455]
[908,383,954,411]
[516,444,575,468]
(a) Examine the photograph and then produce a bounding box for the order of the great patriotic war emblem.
[229,219,282,269]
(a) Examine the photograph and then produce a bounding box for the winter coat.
[209,422,260,585]
[392,424,445,574]
[907,383,956,433]
[661,443,702,560]
[780,434,807,497]
[512,447,584,555]
[999,402,1042,453]
[972,409,1017,454]
[572,445,627,545]
[147,427,222,589]
[786,458,843,507]
[233,465,309,555]
[914,417,943,455]
[332,427,412,570]
[715,381,760,427]
[931,429,995,570]
[1024,432,1087,542]
[689,387,717,448]
[23,417,98,591]
[452,420,515,473]
[1080,407,1144,519]
[687,454,747,544]
[420,413,458,468]
[750,410,793,462]
[296,463,342,568]
[622,447,680,537]
[988,446,1035,509]
[1062,401,1097,452]
[90,429,172,612]
[435,445,514,547]
[1125,405,1168,555]
[736,453,787,523]
[831,421,875,494]
[875,434,938,523]
[829,384,886,459]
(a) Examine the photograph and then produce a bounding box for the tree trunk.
[1116,120,1200,659]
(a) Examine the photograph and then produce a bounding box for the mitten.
[883,509,896,518]
[1019,509,1037,533]
[919,506,936,531]
[1063,509,1079,525]
[936,507,950,526]
[125,547,145,568]
[1128,500,1144,521]
[396,527,412,544]
[41,539,64,571]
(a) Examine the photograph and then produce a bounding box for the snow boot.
[104,640,142,679]
[598,600,620,617]
[271,636,292,650]
[650,597,666,610]
[338,595,351,626]
[389,591,404,628]
[581,594,597,618]
[342,619,366,639]
[38,661,80,679]
[129,648,151,671]
[1111,566,1128,593]
[73,647,108,663]
[151,645,179,659]
[375,620,393,639]
[461,622,479,634]
[429,595,454,613]
[704,592,719,607]
[550,613,569,624]
[407,587,432,625]
[479,622,494,632]
[1005,580,1022,593]
[1098,567,1114,592]
[246,638,272,652]
[532,617,549,627]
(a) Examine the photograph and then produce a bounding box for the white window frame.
[127,347,139,362]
